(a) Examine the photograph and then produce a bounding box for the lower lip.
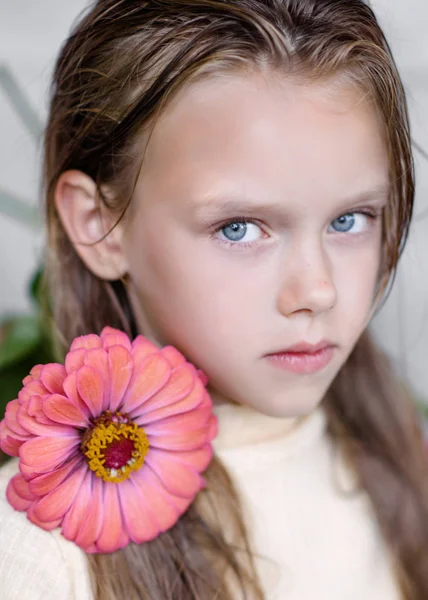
[265,346,335,374]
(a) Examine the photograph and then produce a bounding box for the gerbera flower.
[0,326,217,553]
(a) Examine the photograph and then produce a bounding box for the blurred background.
[0,0,427,412]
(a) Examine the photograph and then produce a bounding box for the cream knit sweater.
[0,402,402,600]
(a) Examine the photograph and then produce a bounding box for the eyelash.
[211,208,381,250]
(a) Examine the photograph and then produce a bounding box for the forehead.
[137,70,389,212]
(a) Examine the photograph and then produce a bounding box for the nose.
[276,243,337,317]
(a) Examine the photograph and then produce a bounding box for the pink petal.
[96,483,130,553]
[63,372,90,418]
[27,503,62,531]
[43,394,88,428]
[29,455,83,496]
[131,335,159,369]
[70,334,102,352]
[131,363,196,419]
[29,364,44,379]
[0,433,23,456]
[118,478,160,544]
[83,348,109,409]
[145,448,204,498]
[61,470,93,542]
[76,365,104,417]
[130,467,184,532]
[101,327,132,352]
[134,369,204,425]
[4,399,31,437]
[106,345,133,412]
[33,465,86,522]
[40,364,66,394]
[21,380,49,400]
[20,436,79,473]
[207,415,218,441]
[143,399,211,437]
[175,443,213,472]
[6,474,36,511]
[197,369,209,386]
[17,407,77,438]
[65,349,85,374]
[74,475,104,549]
[122,354,171,414]
[160,346,187,368]
[27,395,54,425]
[147,426,212,452]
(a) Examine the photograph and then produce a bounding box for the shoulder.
[0,458,93,600]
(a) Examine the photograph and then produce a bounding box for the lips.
[267,340,334,355]
[265,340,336,374]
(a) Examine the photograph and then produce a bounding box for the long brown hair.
[42,1,428,598]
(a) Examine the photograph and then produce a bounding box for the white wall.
[0,0,427,400]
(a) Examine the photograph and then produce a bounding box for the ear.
[54,170,129,281]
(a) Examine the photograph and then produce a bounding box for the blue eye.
[221,221,248,241]
[330,214,355,232]
[217,220,263,244]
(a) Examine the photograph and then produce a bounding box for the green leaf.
[0,342,54,418]
[0,315,42,370]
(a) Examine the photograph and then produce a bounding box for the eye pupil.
[222,222,247,241]
[332,213,355,232]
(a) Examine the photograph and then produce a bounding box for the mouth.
[265,340,336,375]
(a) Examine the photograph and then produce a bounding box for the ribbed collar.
[212,400,328,461]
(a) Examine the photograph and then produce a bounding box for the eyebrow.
[191,184,390,221]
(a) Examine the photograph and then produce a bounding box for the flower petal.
[143,397,211,437]
[83,348,109,411]
[4,399,31,437]
[27,395,54,425]
[134,369,204,425]
[130,466,184,532]
[20,436,79,473]
[122,354,171,414]
[74,475,104,549]
[96,483,129,553]
[17,407,77,437]
[61,470,93,542]
[63,372,91,418]
[29,455,83,496]
[40,364,66,395]
[107,345,133,412]
[160,346,187,368]
[6,474,36,511]
[0,432,23,456]
[101,327,132,352]
[65,349,85,374]
[70,334,102,352]
[145,448,204,498]
[27,503,62,531]
[147,426,212,452]
[118,477,160,544]
[43,394,88,428]
[76,365,104,417]
[131,335,159,369]
[33,465,86,522]
[20,380,49,401]
[131,363,196,419]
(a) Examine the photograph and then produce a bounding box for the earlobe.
[54,170,128,281]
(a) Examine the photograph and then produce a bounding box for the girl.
[1,0,428,598]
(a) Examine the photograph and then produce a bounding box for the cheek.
[334,243,380,328]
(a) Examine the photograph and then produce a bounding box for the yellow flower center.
[81,411,149,483]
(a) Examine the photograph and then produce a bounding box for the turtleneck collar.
[212,400,328,460]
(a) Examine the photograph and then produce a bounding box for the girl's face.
[121,71,389,417]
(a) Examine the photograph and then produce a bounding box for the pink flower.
[0,327,217,553]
